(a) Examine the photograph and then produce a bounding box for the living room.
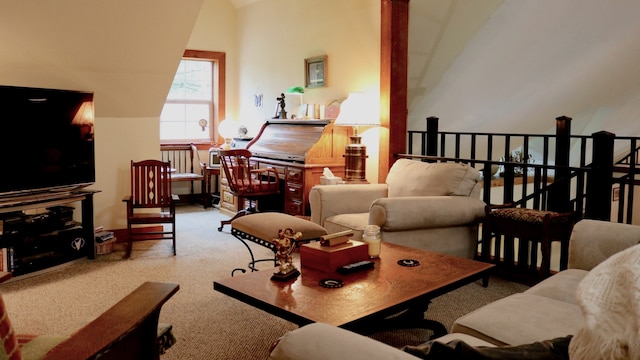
[2,0,640,359]
[3,0,639,231]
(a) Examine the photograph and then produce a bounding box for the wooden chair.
[123,160,179,258]
[0,280,179,360]
[217,149,281,231]
[160,143,204,205]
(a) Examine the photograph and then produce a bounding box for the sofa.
[268,219,640,359]
[309,159,486,259]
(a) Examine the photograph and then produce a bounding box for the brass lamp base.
[343,136,368,182]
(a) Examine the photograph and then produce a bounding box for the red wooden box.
[300,240,369,273]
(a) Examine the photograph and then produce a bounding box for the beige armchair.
[309,159,486,259]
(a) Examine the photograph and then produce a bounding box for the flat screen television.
[0,85,95,198]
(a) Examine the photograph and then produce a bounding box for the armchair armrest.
[369,196,486,231]
[568,219,640,270]
[309,184,388,225]
[44,282,179,360]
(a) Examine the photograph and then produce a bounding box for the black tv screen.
[0,85,95,197]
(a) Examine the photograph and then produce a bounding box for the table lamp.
[286,86,305,119]
[218,119,238,149]
[334,92,380,182]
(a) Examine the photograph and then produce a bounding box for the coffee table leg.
[345,301,447,340]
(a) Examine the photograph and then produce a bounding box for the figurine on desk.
[273,93,287,119]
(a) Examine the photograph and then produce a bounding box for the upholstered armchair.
[309,159,486,259]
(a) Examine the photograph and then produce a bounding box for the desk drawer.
[286,168,303,185]
[285,183,303,201]
[285,200,304,216]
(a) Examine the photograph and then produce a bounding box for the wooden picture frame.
[304,55,327,88]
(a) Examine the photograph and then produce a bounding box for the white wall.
[408,0,640,159]
[235,0,381,182]
[0,0,205,230]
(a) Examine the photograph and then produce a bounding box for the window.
[160,50,225,143]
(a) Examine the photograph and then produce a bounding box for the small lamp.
[286,86,305,119]
[218,119,238,150]
[72,100,94,126]
[72,100,95,139]
[334,92,380,182]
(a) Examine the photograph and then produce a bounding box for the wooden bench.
[161,143,204,204]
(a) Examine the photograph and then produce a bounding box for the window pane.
[167,60,212,100]
[160,103,211,141]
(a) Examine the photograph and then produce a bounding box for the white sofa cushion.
[524,268,588,305]
[269,322,418,360]
[451,293,584,346]
[385,159,480,197]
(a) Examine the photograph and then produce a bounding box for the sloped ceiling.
[0,0,204,118]
[408,0,640,141]
[229,0,260,8]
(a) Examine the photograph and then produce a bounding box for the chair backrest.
[218,149,279,196]
[160,144,198,175]
[130,160,174,207]
[385,159,481,198]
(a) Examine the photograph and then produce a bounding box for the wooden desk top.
[214,242,493,329]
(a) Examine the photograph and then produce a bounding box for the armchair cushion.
[386,160,480,198]
[369,196,486,231]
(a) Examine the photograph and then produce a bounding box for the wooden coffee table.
[214,242,493,336]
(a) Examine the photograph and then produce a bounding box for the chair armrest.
[369,196,486,231]
[309,184,388,226]
[269,323,417,360]
[44,282,179,360]
[568,219,640,270]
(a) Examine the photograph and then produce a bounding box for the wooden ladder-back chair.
[160,143,204,205]
[217,149,281,231]
[123,160,179,257]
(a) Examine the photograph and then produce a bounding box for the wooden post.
[426,116,438,156]
[380,0,409,182]
[585,131,615,220]
[548,116,571,212]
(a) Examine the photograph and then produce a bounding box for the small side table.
[203,166,221,208]
[481,204,575,281]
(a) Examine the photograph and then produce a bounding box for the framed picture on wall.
[305,55,327,88]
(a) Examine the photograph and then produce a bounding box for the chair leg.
[480,221,492,262]
[539,233,552,277]
[172,223,177,256]
[126,225,133,258]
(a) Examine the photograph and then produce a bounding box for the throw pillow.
[0,293,21,360]
[568,243,640,359]
[385,159,479,198]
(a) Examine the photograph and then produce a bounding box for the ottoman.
[230,212,328,275]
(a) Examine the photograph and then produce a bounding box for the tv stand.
[0,190,99,277]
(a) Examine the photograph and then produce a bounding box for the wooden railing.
[403,116,640,224]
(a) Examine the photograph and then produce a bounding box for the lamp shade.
[334,92,380,127]
[218,119,238,139]
[285,86,305,94]
[71,101,95,126]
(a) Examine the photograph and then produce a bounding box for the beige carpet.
[0,206,528,359]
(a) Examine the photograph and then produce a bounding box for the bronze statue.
[273,93,287,119]
[271,227,301,281]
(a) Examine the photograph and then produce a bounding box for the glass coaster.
[319,279,344,288]
[397,259,420,267]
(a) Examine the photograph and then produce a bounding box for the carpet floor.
[0,205,529,359]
